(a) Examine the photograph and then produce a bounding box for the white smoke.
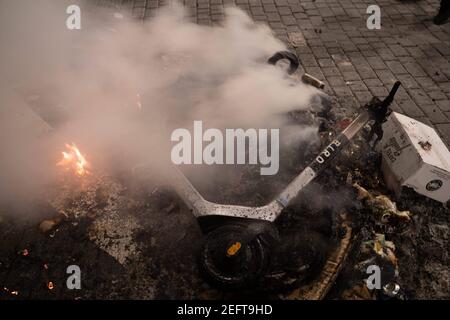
[0,0,320,208]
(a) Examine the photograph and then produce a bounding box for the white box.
[381,112,450,204]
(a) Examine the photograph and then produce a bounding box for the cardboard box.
[381,112,450,204]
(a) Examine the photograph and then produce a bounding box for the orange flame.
[57,143,89,176]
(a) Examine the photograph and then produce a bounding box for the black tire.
[199,222,277,289]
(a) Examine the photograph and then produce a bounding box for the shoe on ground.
[434,6,450,25]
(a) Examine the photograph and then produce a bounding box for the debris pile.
[2,61,449,300]
[327,141,449,300]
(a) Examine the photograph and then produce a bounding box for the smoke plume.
[0,0,320,209]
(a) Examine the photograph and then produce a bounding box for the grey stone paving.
[95,0,450,146]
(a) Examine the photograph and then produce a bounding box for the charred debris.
[0,52,449,300]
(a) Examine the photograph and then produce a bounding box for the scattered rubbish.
[342,232,401,300]
[21,249,29,256]
[341,283,374,300]
[354,183,372,200]
[367,195,411,224]
[281,219,354,300]
[3,287,19,296]
[362,233,398,269]
[383,282,400,297]
[302,73,325,89]
[353,183,411,225]
[381,112,450,204]
[39,217,62,233]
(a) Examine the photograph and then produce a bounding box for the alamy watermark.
[66,265,81,290]
[366,264,381,289]
[66,5,81,30]
[367,5,381,30]
[170,121,279,175]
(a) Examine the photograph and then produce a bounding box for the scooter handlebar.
[383,81,402,106]
[267,51,300,75]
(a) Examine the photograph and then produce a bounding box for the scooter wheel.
[200,222,274,289]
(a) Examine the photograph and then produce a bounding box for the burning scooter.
[150,51,402,288]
